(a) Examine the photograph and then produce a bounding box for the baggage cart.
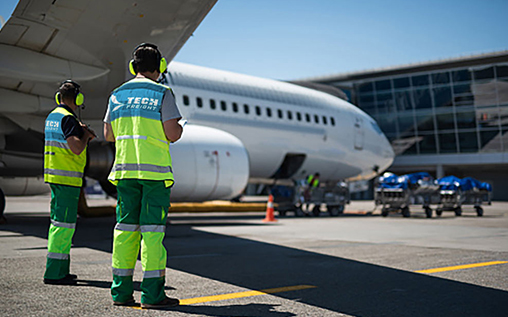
[435,176,492,217]
[274,181,350,217]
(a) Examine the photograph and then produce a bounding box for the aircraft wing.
[0,0,217,122]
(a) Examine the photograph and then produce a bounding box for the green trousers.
[44,184,80,280]
[111,179,170,304]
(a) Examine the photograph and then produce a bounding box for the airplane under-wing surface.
[0,0,394,214]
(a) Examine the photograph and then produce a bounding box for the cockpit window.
[371,121,383,135]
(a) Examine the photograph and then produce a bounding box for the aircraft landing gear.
[0,187,6,224]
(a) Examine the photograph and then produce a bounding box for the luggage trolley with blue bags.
[435,176,492,217]
[375,172,440,218]
[375,173,412,217]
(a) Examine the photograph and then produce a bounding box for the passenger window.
[210,99,216,110]
[232,102,238,113]
[305,113,311,122]
[278,109,283,119]
[197,97,203,108]
[244,104,250,114]
[322,116,328,125]
[221,101,227,111]
[330,117,335,126]
[255,106,261,116]
[296,112,302,121]
[266,108,272,117]
[287,111,293,120]
[183,95,189,106]
[314,115,319,124]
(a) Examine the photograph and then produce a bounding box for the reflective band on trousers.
[112,268,134,276]
[143,269,165,278]
[51,219,76,229]
[116,134,168,145]
[114,223,140,232]
[47,252,69,260]
[140,225,165,233]
[45,140,70,150]
[111,163,173,174]
[44,168,84,178]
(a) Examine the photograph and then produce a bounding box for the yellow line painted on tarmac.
[415,261,508,274]
[131,285,316,309]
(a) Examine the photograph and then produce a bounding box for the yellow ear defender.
[129,43,167,76]
[55,80,84,106]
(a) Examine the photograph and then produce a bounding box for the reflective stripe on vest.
[107,78,174,186]
[44,107,86,187]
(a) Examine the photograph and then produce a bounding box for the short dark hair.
[59,81,79,103]
[132,45,161,73]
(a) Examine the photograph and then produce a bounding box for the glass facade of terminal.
[353,64,508,156]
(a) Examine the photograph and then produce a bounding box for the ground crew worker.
[303,173,320,201]
[103,43,183,308]
[43,80,95,285]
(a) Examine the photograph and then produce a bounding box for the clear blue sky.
[2,0,507,80]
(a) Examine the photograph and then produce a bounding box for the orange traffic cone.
[263,194,277,222]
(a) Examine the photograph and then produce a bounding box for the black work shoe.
[141,296,179,309]
[67,274,77,280]
[43,275,77,285]
[113,298,136,306]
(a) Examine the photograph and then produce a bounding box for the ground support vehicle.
[273,182,350,217]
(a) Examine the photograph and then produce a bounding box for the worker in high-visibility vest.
[103,43,183,309]
[303,173,320,201]
[43,80,96,285]
[307,173,320,189]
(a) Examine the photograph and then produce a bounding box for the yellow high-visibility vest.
[108,78,174,187]
[44,107,86,187]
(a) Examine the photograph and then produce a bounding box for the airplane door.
[354,117,364,150]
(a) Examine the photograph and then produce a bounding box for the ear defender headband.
[129,43,167,76]
[55,80,84,106]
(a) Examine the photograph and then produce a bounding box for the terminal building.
[304,51,508,200]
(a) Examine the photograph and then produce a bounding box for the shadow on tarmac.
[1,213,507,317]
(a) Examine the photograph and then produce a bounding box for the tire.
[425,207,433,219]
[279,209,287,217]
[454,207,462,216]
[294,206,305,217]
[402,207,410,218]
[436,208,443,217]
[476,207,483,217]
[327,205,344,217]
[312,205,321,217]
[381,208,389,217]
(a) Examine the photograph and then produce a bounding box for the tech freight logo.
[45,120,60,131]
[111,95,159,111]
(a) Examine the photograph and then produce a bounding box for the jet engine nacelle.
[170,125,249,202]
[86,125,249,202]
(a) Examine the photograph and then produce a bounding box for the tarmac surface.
[0,196,507,316]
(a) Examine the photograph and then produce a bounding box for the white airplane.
[0,0,394,215]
